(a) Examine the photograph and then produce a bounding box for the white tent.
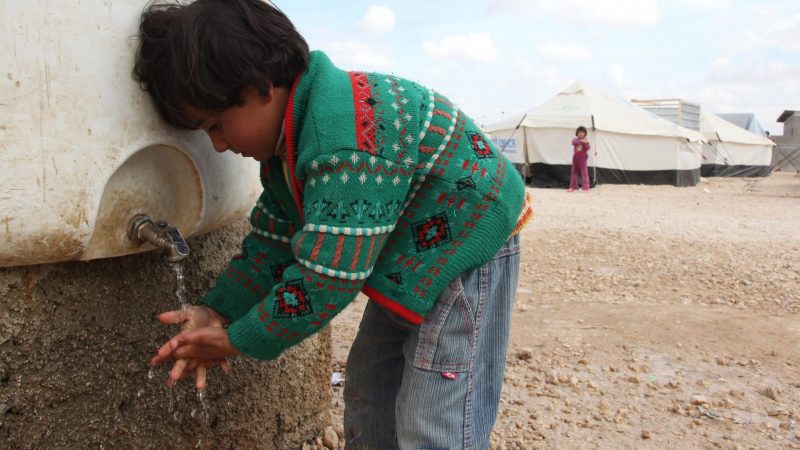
[700,111,774,177]
[487,82,705,187]
[717,113,767,137]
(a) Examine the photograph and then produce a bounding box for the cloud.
[487,0,659,25]
[533,0,660,26]
[537,41,594,63]
[699,57,800,132]
[358,6,396,35]
[607,64,626,87]
[486,0,528,12]
[321,40,394,71]
[709,57,800,84]
[422,33,499,63]
[727,9,800,53]
[515,59,575,93]
[684,0,731,9]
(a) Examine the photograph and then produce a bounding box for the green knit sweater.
[201,51,527,360]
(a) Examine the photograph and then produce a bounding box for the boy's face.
[185,86,288,162]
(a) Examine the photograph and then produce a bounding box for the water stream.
[140,261,212,430]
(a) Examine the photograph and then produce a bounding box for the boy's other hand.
[155,327,240,389]
[157,327,240,362]
[157,304,229,331]
[151,305,235,389]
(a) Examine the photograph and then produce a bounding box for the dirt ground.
[310,173,800,450]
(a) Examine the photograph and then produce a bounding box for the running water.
[173,262,190,317]
[172,262,213,425]
[140,261,213,426]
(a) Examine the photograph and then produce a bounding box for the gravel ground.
[307,173,800,450]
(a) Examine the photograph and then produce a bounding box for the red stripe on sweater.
[348,72,377,155]
[362,285,423,325]
[429,125,447,137]
[331,235,346,268]
[364,235,377,268]
[350,236,364,271]
[284,73,305,222]
[294,233,306,255]
[310,233,326,262]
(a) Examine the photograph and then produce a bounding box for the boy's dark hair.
[575,125,588,135]
[133,0,309,129]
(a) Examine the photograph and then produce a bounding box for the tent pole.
[522,126,530,181]
[501,113,529,181]
[591,115,597,186]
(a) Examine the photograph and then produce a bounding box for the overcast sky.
[279,0,799,134]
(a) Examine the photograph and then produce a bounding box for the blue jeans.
[344,235,521,450]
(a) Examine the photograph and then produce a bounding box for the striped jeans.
[344,234,521,449]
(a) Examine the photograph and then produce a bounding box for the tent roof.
[487,81,704,142]
[701,111,774,146]
[716,113,767,136]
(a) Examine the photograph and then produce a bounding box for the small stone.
[691,395,709,406]
[761,387,780,401]
[321,426,339,449]
[641,430,652,439]
[729,389,745,399]
[667,403,683,415]
[516,348,534,361]
[767,407,788,417]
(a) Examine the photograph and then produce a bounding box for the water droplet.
[174,261,190,309]
[147,367,155,380]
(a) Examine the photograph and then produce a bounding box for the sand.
[311,173,800,450]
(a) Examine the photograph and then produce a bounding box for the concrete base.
[0,220,331,449]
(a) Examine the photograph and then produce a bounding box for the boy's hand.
[151,305,237,389]
[156,327,240,362]
[156,304,229,332]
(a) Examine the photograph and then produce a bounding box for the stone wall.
[0,219,331,449]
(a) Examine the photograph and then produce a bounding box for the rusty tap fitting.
[127,214,190,263]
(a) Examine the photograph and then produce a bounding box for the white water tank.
[0,1,261,267]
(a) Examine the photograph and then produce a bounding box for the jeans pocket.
[411,273,476,373]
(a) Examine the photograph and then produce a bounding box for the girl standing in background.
[569,125,591,192]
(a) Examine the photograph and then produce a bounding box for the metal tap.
[127,214,190,263]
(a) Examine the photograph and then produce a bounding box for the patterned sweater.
[201,51,530,360]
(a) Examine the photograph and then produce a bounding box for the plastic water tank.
[0,1,261,267]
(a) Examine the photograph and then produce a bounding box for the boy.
[136,1,533,448]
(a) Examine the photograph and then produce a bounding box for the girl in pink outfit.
[569,125,591,192]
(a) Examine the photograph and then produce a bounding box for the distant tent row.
[487,82,773,187]
[700,111,774,177]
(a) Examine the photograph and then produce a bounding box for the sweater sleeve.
[226,150,413,360]
[199,170,298,323]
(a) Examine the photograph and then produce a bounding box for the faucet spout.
[128,214,191,263]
